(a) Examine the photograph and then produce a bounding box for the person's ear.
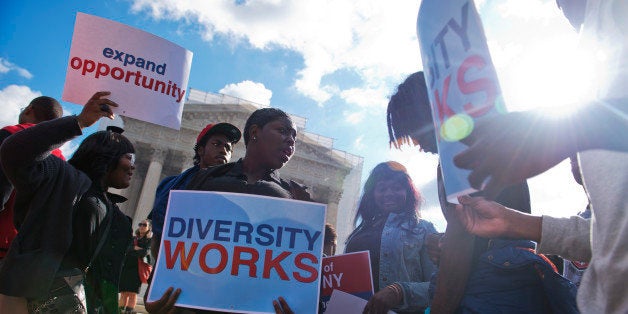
[249,124,260,141]
[196,144,205,157]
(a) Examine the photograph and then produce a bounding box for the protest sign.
[62,12,193,129]
[320,251,373,313]
[149,191,326,313]
[417,0,506,202]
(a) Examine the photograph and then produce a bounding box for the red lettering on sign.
[457,54,497,117]
[164,240,198,270]
[433,75,455,124]
[231,245,260,277]
[199,243,228,274]
[262,250,291,280]
[293,252,318,283]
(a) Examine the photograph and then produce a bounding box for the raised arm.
[454,101,628,199]
[0,91,118,190]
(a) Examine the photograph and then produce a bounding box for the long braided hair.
[386,71,438,154]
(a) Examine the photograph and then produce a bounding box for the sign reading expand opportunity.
[62,12,193,129]
[149,191,327,313]
[320,251,373,313]
[417,0,506,202]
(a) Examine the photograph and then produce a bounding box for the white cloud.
[343,110,364,125]
[60,141,80,160]
[340,87,389,109]
[0,85,41,126]
[219,80,272,105]
[353,135,365,150]
[130,0,422,108]
[0,58,33,79]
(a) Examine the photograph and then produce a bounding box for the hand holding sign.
[272,297,294,314]
[77,91,119,128]
[144,287,181,314]
[363,284,402,314]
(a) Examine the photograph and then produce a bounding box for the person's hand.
[76,91,119,128]
[455,195,543,242]
[272,296,293,314]
[425,232,444,265]
[454,111,574,199]
[144,287,181,314]
[363,285,402,314]
[453,195,513,239]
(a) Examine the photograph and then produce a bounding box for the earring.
[252,136,257,140]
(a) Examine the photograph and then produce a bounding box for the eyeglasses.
[138,223,148,227]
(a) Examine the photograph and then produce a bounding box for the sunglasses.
[138,223,148,227]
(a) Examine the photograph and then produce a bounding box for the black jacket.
[0,116,131,298]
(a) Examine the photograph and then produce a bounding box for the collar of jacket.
[227,158,283,186]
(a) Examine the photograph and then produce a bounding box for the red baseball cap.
[196,122,242,145]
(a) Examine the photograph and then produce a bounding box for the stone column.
[325,190,343,227]
[133,148,166,224]
[180,152,195,172]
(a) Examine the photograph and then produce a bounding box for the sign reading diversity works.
[62,12,193,129]
[149,191,326,313]
[417,0,506,202]
[320,251,374,313]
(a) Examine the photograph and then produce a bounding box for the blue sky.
[1,0,591,230]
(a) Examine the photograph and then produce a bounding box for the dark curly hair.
[353,161,422,225]
[387,72,438,154]
[69,128,135,186]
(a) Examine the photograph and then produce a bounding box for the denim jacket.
[436,239,579,314]
[371,212,438,313]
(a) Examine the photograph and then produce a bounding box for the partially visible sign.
[417,0,506,202]
[149,191,326,313]
[320,251,373,313]
[62,12,193,129]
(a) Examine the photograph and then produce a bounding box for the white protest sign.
[149,191,326,313]
[62,12,193,129]
[417,0,507,202]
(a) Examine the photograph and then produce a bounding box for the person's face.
[138,220,149,232]
[250,117,297,170]
[104,153,135,189]
[373,178,408,213]
[198,133,233,168]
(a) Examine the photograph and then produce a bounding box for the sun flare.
[501,39,599,117]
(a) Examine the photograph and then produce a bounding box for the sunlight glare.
[502,39,598,117]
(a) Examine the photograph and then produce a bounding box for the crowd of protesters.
[0,0,626,313]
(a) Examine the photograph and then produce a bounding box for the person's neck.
[242,156,270,184]
[98,179,110,192]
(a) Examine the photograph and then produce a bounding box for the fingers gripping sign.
[76,91,119,128]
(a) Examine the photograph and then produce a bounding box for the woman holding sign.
[145,107,307,314]
[345,161,437,314]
